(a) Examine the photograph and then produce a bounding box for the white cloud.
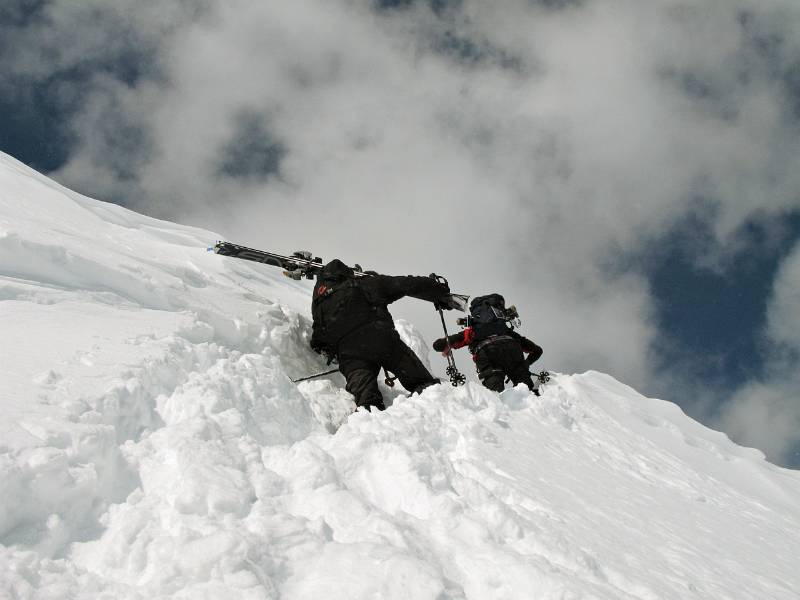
[6,0,800,456]
[718,380,800,464]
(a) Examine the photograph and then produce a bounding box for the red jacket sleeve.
[433,327,475,352]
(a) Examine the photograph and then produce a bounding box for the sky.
[1,0,799,467]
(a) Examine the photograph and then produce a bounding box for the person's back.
[433,293,543,394]
[310,260,391,354]
[310,259,452,410]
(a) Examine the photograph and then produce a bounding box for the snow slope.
[1,150,799,599]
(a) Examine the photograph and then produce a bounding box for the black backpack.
[468,294,511,340]
[311,261,390,346]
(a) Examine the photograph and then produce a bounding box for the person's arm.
[309,302,334,358]
[310,324,338,365]
[309,316,328,354]
[510,331,543,364]
[432,328,475,352]
[363,274,450,306]
[310,325,324,353]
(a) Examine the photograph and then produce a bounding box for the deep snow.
[1,151,799,599]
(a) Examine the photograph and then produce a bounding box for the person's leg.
[508,364,538,394]
[474,348,506,392]
[385,338,440,395]
[339,358,384,410]
[496,341,538,394]
[479,368,506,392]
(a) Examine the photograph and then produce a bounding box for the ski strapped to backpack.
[210,241,468,311]
[210,241,338,280]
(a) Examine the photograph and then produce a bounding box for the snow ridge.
[2,151,800,599]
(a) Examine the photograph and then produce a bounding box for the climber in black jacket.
[309,259,454,411]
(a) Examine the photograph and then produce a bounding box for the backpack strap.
[471,334,515,354]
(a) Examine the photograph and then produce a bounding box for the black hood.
[319,259,354,281]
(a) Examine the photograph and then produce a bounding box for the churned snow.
[1,150,799,599]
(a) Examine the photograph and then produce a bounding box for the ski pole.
[437,307,466,386]
[506,370,551,384]
[291,367,340,383]
[429,273,466,387]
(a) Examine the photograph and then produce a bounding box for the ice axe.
[292,366,398,386]
[290,367,340,383]
[505,369,551,389]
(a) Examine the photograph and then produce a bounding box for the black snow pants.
[337,321,439,410]
[474,337,536,394]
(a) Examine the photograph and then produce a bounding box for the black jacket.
[310,259,449,353]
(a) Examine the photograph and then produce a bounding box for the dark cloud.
[374,0,462,15]
[737,10,800,124]
[0,0,49,28]
[659,7,800,128]
[530,0,586,9]
[0,77,74,172]
[431,29,525,71]
[216,111,287,183]
[370,0,526,71]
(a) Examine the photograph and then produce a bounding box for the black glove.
[432,337,448,352]
[311,340,337,365]
[435,294,459,311]
[427,273,453,310]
